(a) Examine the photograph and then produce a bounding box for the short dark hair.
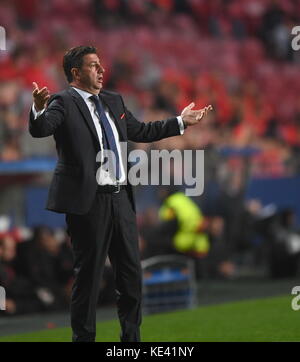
[63,46,97,83]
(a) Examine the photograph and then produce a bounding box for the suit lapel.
[100,92,127,141]
[68,88,99,143]
[68,87,127,142]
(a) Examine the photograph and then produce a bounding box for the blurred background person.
[0,234,42,315]
[15,226,73,311]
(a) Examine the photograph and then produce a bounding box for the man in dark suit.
[29,46,212,342]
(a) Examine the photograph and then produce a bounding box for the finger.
[196,111,204,121]
[198,106,212,116]
[39,88,50,97]
[32,82,39,96]
[38,90,50,100]
[193,105,213,119]
[36,86,48,95]
[183,102,195,112]
[187,102,195,110]
[32,82,39,91]
[204,105,213,113]
[191,108,205,115]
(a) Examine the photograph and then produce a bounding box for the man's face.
[73,53,105,94]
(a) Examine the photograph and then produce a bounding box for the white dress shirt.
[71,87,127,185]
[32,87,185,185]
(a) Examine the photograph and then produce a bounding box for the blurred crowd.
[0,0,300,167]
[0,225,115,315]
[1,0,300,315]
[1,196,299,316]
[0,226,73,315]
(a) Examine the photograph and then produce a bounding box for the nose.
[98,64,105,74]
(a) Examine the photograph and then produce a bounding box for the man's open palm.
[181,102,213,127]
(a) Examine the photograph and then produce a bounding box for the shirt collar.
[72,87,97,101]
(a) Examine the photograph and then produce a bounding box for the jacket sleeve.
[120,97,181,143]
[29,96,65,138]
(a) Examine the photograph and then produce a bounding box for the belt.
[96,184,124,194]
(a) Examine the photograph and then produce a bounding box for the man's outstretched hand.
[181,102,213,127]
[32,82,50,112]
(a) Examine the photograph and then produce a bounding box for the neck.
[69,83,99,95]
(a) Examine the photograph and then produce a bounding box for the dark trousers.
[66,188,142,342]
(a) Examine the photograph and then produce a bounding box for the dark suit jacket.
[29,87,181,215]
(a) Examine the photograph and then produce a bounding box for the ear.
[71,67,80,81]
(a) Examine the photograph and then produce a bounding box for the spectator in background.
[1,131,22,161]
[93,0,129,28]
[158,187,210,258]
[268,208,300,278]
[140,187,211,279]
[259,0,291,60]
[16,226,73,311]
[139,186,231,280]
[0,235,42,315]
[204,215,235,279]
[14,0,39,31]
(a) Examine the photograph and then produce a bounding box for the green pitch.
[0,295,299,342]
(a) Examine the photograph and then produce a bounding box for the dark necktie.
[90,95,120,180]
